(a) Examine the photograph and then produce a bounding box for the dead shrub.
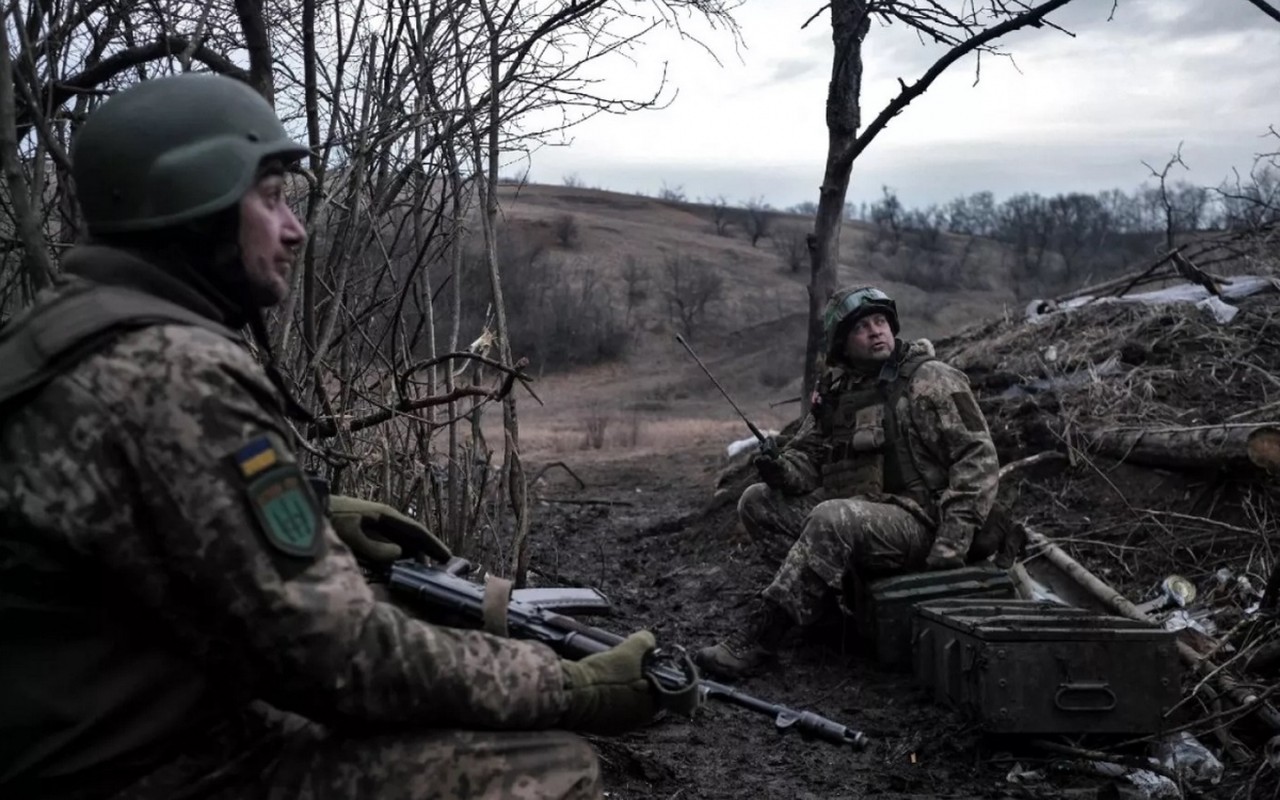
[554,213,581,249]
[614,412,643,448]
[581,415,609,450]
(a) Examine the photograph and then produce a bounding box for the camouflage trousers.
[106,707,601,800]
[739,483,933,626]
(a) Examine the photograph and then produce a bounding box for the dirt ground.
[476,285,1280,800]
[517,450,1085,800]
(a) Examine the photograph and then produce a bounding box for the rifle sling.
[482,574,513,637]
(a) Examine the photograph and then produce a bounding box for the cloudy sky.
[517,0,1280,211]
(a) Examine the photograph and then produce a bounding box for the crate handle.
[1054,682,1117,712]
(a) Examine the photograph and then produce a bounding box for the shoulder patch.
[231,434,325,560]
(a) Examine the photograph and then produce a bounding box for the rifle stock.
[386,561,868,750]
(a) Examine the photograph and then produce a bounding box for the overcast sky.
[515,0,1280,211]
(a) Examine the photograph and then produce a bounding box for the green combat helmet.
[71,73,308,235]
[821,286,899,360]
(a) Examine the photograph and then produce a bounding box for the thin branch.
[15,35,249,138]
[843,0,1076,167]
[1241,0,1280,25]
[0,9,54,293]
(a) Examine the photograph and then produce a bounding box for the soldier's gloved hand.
[753,451,788,489]
[924,538,965,571]
[757,435,779,459]
[328,495,451,566]
[559,631,677,735]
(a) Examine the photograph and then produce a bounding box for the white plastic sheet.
[1027,275,1280,325]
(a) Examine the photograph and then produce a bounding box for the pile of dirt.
[934,282,1280,592]
[943,289,1280,449]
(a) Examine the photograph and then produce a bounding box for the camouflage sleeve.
[775,411,822,494]
[65,325,570,730]
[907,361,999,553]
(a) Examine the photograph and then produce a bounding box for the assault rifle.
[385,560,869,750]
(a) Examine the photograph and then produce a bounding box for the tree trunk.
[234,0,275,104]
[803,1,870,413]
[0,18,54,298]
[1075,423,1280,472]
[476,0,531,587]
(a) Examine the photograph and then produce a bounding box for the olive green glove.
[328,495,451,566]
[560,631,696,736]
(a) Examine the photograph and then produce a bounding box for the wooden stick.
[998,451,1068,482]
[538,497,634,508]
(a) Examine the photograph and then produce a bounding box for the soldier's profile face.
[239,166,306,307]
[844,313,894,362]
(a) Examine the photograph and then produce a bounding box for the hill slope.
[488,182,1027,458]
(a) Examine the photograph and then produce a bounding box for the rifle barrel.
[387,563,868,750]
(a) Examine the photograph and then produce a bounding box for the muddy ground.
[517,450,1109,800]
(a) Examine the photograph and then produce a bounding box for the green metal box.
[912,598,1183,735]
[851,566,1015,670]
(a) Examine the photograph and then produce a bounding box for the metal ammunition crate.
[850,566,1015,670]
[912,598,1183,735]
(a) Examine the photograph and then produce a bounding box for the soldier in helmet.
[0,73,692,800]
[695,286,999,680]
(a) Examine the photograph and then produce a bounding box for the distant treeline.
[780,168,1279,294]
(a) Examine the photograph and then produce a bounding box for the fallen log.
[1073,423,1280,473]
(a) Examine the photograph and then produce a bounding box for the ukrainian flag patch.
[235,435,279,477]
[228,433,325,563]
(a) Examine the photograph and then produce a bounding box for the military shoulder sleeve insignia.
[231,433,325,560]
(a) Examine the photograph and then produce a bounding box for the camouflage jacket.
[0,247,570,792]
[773,338,999,549]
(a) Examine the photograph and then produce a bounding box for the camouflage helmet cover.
[822,286,900,359]
[71,73,308,235]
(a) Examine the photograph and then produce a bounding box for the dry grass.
[516,413,750,460]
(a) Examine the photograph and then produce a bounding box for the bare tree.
[661,252,723,338]
[801,0,1086,408]
[553,213,581,249]
[621,255,652,325]
[741,196,774,247]
[0,0,742,571]
[710,194,733,236]
[771,226,809,273]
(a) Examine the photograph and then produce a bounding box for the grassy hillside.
[478,182,1031,461]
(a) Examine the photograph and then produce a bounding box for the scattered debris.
[931,258,1280,796]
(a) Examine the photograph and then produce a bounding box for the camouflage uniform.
[0,247,599,800]
[742,337,999,627]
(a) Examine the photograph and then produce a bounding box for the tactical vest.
[814,351,936,516]
[0,278,241,408]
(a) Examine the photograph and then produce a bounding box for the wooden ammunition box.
[912,598,1182,735]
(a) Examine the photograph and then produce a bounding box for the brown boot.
[695,600,792,681]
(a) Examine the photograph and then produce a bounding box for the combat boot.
[695,599,792,681]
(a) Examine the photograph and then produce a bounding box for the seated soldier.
[695,286,1000,680]
[0,73,691,800]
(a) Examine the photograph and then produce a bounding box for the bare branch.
[15,35,249,139]
[0,10,54,293]
[1241,0,1280,25]
[845,0,1076,165]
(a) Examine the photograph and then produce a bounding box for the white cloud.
[521,0,1280,208]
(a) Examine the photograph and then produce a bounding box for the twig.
[532,461,587,489]
[1138,509,1260,536]
[539,497,635,508]
[998,451,1068,481]
[1029,739,1180,783]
